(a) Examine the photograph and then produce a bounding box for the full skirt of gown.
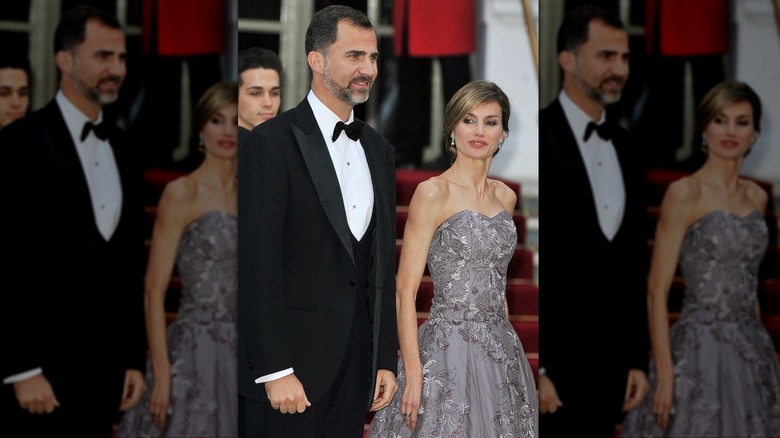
[620,210,780,437]
[368,210,538,437]
[117,210,238,437]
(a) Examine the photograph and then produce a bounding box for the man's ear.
[55,50,72,75]
[307,51,323,75]
[559,50,575,75]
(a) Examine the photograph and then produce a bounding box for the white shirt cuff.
[255,368,294,384]
[4,368,43,384]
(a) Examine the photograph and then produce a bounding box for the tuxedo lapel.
[360,125,391,277]
[292,100,355,265]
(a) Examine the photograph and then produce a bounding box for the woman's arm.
[143,179,191,427]
[647,180,696,429]
[395,179,446,428]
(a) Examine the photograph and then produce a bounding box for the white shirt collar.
[559,90,606,144]
[307,90,355,143]
[55,90,104,145]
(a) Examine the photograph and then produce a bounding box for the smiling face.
[202,101,238,160]
[61,19,126,107]
[703,100,756,159]
[562,19,629,109]
[0,67,29,128]
[451,101,506,162]
[238,67,280,129]
[319,20,378,106]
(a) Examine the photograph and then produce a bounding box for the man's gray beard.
[71,68,120,106]
[576,75,621,106]
[593,87,621,106]
[323,68,370,106]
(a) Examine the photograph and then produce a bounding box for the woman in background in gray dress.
[619,80,780,437]
[368,80,538,437]
[117,80,239,437]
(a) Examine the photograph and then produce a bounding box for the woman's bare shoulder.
[412,176,449,204]
[664,176,700,205]
[159,175,197,211]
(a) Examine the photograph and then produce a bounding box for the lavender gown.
[368,210,538,437]
[620,210,780,437]
[117,210,238,437]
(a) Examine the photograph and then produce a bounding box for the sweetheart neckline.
[434,209,511,233]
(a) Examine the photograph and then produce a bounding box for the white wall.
[475,0,539,199]
[733,0,780,197]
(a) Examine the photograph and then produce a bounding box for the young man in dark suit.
[0,5,147,437]
[538,4,651,436]
[237,5,398,437]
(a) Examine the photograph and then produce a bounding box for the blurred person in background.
[237,47,282,143]
[117,80,239,437]
[0,53,31,130]
[0,5,147,436]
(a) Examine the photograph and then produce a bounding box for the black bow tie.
[81,121,109,142]
[584,121,611,142]
[332,120,364,142]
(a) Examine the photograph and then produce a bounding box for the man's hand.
[538,374,563,414]
[622,369,650,412]
[370,369,398,412]
[119,369,147,412]
[265,374,311,414]
[14,374,59,414]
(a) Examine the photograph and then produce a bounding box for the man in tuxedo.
[237,5,398,437]
[237,46,282,144]
[0,5,147,437]
[538,4,651,436]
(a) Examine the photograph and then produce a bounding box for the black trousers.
[239,296,371,438]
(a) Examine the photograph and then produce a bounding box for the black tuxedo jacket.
[237,97,398,408]
[0,99,147,428]
[238,124,250,146]
[538,98,651,417]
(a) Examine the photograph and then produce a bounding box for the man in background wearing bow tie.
[0,5,147,437]
[538,4,652,436]
[237,5,398,437]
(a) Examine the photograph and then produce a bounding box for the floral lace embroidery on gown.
[117,210,238,437]
[368,210,538,437]
[620,210,780,437]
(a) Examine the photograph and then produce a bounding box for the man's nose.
[611,58,628,77]
[108,58,126,77]
[357,58,377,77]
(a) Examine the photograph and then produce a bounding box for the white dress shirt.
[559,91,625,241]
[255,90,375,385]
[56,91,123,241]
[308,90,374,239]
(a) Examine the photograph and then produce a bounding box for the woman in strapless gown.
[368,80,538,438]
[619,80,780,437]
[117,81,240,437]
